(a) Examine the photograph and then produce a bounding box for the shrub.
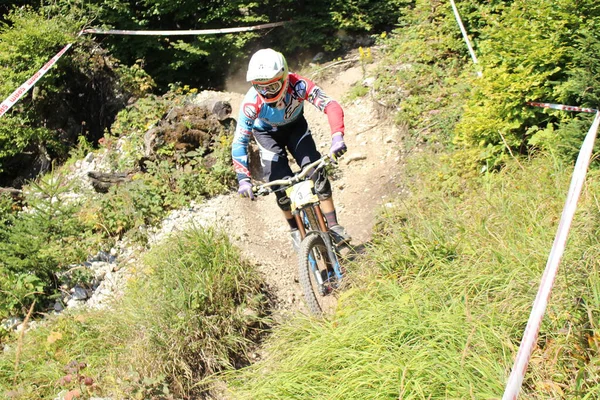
[1,227,268,399]
[124,228,268,396]
[94,176,165,242]
[455,0,600,167]
[0,171,99,319]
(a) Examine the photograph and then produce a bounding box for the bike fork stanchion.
[314,205,329,232]
[318,232,343,280]
[308,252,325,287]
[294,212,307,238]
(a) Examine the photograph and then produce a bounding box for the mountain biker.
[232,48,351,250]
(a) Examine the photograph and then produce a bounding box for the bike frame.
[253,155,345,282]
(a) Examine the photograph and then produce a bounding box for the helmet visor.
[253,79,283,99]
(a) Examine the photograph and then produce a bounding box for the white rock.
[362,77,375,87]
[67,298,85,309]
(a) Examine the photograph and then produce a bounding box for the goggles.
[253,79,283,99]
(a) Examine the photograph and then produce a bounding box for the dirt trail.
[189,56,404,317]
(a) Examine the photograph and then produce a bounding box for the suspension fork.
[296,205,342,279]
[294,204,328,239]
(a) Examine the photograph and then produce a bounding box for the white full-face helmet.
[246,48,289,104]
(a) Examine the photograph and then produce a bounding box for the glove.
[238,179,255,200]
[330,133,347,160]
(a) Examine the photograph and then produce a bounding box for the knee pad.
[276,192,292,211]
[313,168,332,200]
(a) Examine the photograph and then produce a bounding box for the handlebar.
[252,155,335,196]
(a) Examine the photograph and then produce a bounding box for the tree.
[0,7,153,185]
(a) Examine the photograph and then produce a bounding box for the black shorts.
[253,116,332,211]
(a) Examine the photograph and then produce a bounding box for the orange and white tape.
[0,43,73,117]
[528,101,597,114]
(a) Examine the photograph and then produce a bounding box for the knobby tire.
[298,233,338,315]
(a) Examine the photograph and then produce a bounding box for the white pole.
[502,111,600,399]
[449,0,482,77]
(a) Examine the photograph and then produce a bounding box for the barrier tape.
[502,111,600,400]
[0,21,287,118]
[527,101,598,114]
[0,43,73,117]
[83,21,287,36]
[450,0,482,77]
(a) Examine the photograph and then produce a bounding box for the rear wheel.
[298,233,340,315]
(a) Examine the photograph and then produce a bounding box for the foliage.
[0,7,154,184]
[89,92,236,243]
[0,170,99,319]
[370,0,600,168]
[110,93,175,138]
[50,0,413,90]
[329,0,413,32]
[93,142,235,243]
[371,1,471,148]
[80,0,266,90]
[124,228,268,397]
[0,310,122,400]
[94,176,165,242]
[228,151,600,398]
[454,0,600,167]
[0,228,268,399]
[344,83,369,103]
[0,8,75,177]
[264,0,411,55]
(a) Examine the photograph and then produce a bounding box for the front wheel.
[298,233,341,315]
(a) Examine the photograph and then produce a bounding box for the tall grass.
[228,152,600,399]
[0,227,268,399]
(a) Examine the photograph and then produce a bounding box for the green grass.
[344,83,370,103]
[226,152,600,399]
[0,227,269,399]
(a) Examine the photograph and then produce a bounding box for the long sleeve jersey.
[231,72,344,181]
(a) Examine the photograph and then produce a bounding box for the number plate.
[286,180,319,211]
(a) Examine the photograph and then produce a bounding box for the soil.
[186,53,407,318]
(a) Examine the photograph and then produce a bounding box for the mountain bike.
[253,155,346,315]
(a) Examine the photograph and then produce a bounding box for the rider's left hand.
[330,132,347,160]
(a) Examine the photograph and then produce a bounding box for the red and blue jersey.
[232,72,344,181]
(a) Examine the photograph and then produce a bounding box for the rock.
[67,298,85,309]
[72,285,88,300]
[143,103,235,163]
[89,261,112,280]
[345,154,367,164]
[211,101,233,121]
[362,77,376,87]
[1,316,22,331]
[312,52,325,63]
[53,302,65,312]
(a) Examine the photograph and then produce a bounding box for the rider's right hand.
[238,179,255,200]
[330,132,347,161]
